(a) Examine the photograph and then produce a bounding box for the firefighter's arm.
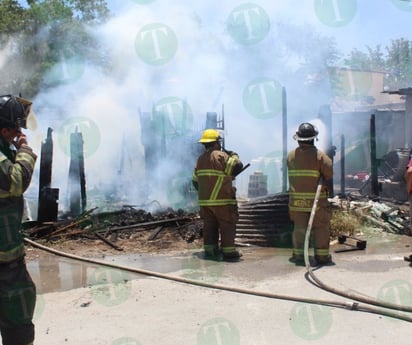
[225,152,243,177]
[192,171,199,191]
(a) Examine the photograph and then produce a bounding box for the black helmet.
[293,122,319,141]
[0,95,32,129]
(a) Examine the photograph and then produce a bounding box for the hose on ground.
[304,182,412,314]
[24,237,412,322]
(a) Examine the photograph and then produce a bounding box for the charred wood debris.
[23,206,203,251]
[22,193,411,253]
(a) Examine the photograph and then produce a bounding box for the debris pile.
[331,196,410,235]
[23,206,202,251]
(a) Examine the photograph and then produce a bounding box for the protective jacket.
[0,137,37,263]
[287,143,332,212]
[192,149,242,206]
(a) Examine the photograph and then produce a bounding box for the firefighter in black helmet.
[287,122,334,266]
[0,95,37,345]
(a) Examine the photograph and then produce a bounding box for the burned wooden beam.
[148,226,164,241]
[37,128,59,222]
[68,127,86,217]
[93,232,123,251]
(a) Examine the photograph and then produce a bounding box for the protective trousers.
[290,205,332,257]
[199,205,239,254]
[0,258,36,345]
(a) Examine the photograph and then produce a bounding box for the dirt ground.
[25,226,203,261]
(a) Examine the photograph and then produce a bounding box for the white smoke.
[14,0,403,214]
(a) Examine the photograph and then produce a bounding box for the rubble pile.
[23,206,202,251]
[331,195,410,235]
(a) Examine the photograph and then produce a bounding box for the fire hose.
[24,231,412,323]
[303,182,412,316]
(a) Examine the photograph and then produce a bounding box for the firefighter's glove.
[327,145,336,158]
[192,180,199,191]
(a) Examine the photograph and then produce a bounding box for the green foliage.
[0,0,110,97]
[344,38,412,90]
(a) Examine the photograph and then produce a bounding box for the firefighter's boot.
[203,244,220,260]
[222,247,242,262]
[315,254,334,266]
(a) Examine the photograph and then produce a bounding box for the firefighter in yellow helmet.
[287,122,333,266]
[0,95,37,345]
[192,129,244,261]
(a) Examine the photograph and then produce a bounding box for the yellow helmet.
[198,129,221,143]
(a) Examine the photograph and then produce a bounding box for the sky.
[9,0,412,212]
[106,0,412,55]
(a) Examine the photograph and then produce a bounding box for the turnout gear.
[198,129,221,143]
[287,124,333,264]
[192,135,243,261]
[293,122,319,141]
[0,95,37,345]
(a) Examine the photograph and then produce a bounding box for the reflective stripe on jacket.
[0,143,37,263]
[192,149,241,206]
[287,143,332,213]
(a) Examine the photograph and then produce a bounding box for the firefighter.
[287,122,333,266]
[0,95,37,345]
[192,129,243,261]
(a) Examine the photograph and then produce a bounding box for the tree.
[0,0,110,97]
[343,39,412,90]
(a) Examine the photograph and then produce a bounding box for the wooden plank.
[148,226,164,241]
